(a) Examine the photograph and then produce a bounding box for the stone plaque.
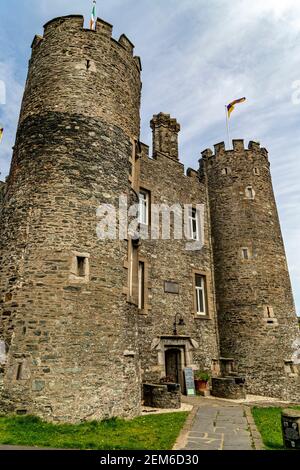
[184,367,196,396]
[164,281,179,294]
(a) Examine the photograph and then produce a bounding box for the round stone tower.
[0,15,142,421]
[200,140,300,400]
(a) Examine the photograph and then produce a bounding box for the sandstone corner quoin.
[0,15,299,422]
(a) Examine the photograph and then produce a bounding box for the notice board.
[184,367,196,396]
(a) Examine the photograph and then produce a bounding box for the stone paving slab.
[182,402,254,451]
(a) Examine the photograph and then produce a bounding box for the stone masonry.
[200,142,300,400]
[0,15,299,422]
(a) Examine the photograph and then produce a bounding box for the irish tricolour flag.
[90,0,97,30]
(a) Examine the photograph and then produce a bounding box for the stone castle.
[0,15,299,422]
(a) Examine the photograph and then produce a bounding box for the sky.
[0,0,299,313]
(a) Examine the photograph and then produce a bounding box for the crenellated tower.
[0,15,142,421]
[0,14,299,421]
[200,140,300,399]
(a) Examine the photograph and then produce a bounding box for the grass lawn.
[0,412,189,450]
[252,406,300,450]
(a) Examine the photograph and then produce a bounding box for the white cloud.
[0,0,299,312]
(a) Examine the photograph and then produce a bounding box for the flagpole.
[225,105,231,150]
[90,0,97,30]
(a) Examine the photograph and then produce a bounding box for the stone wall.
[201,140,300,400]
[211,377,246,400]
[143,383,181,409]
[137,116,220,387]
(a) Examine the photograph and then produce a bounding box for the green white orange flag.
[0,128,3,143]
[227,97,246,118]
[90,0,97,30]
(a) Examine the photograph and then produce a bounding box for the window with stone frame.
[138,261,145,310]
[70,252,90,283]
[263,305,278,325]
[16,363,23,381]
[77,256,86,277]
[138,189,150,225]
[245,186,255,200]
[189,207,200,241]
[128,239,140,306]
[194,274,207,316]
[241,248,250,260]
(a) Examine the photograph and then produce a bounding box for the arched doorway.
[165,348,184,390]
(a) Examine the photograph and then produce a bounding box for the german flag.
[0,128,3,143]
[227,97,246,118]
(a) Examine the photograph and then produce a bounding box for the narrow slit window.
[129,248,134,298]
[242,248,249,260]
[77,257,86,277]
[138,261,145,310]
[266,306,274,318]
[254,168,260,175]
[128,241,138,305]
[16,363,23,381]
[195,274,207,316]
[70,252,90,282]
[246,186,255,199]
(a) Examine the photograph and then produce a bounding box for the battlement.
[201,139,269,160]
[43,15,113,39]
[30,15,141,69]
[21,14,142,138]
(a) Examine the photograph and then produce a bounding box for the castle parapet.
[23,15,142,138]
[118,34,134,54]
[42,15,138,56]
[200,140,269,162]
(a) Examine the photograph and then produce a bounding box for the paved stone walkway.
[182,403,253,450]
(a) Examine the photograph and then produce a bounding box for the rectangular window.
[128,241,139,305]
[138,190,150,225]
[16,363,23,381]
[70,252,90,283]
[138,261,145,310]
[129,249,133,298]
[242,248,249,260]
[246,187,255,199]
[195,274,207,316]
[265,306,274,318]
[77,256,86,277]
[189,208,199,241]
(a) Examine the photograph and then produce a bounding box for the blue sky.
[0,0,299,313]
